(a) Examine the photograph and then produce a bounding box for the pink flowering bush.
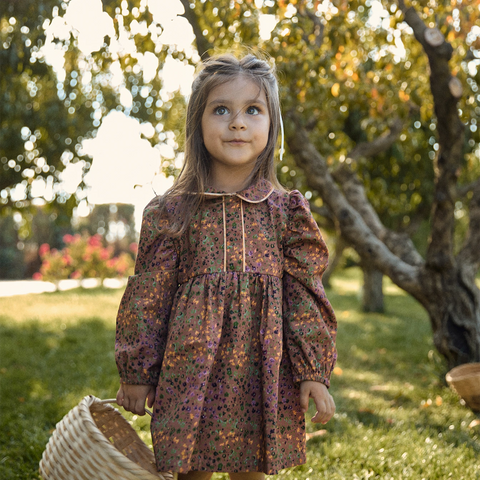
[34,234,136,282]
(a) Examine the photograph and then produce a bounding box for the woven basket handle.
[100,398,153,417]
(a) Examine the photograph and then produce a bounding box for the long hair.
[157,53,283,237]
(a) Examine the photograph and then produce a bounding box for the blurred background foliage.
[1,0,479,279]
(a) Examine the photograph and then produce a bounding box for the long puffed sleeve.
[282,190,337,386]
[115,198,179,385]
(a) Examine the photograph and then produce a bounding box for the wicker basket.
[446,363,480,412]
[39,395,177,480]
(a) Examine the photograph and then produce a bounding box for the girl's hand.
[116,383,155,416]
[299,380,335,424]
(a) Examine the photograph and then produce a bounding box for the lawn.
[1,268,479,479]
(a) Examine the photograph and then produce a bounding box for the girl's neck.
[209,164,255,193]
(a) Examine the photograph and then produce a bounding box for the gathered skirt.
[150,272,306,474]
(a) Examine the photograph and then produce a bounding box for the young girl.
[115,53,337,480]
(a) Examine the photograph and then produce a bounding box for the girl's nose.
[229,114,246,130]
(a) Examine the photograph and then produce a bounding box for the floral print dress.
[115,178,337,475]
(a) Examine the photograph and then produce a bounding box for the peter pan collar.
[204,178,275,203]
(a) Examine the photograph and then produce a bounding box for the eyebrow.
[206,98,268,107]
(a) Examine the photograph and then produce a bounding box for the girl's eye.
[246,106,260,115]
[214,106,229,115]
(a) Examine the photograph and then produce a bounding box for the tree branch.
[309,203,334,226]
[347,118,403,161]
[397,2,452,59]
[179,0,212,59]
[296,1,325,49]
[286,112,421,294]
[457,178,480,199]
[304,9,325,49]
[332,164,424,267]
[305,112,321,131]
[331,119,424,267]
[323,232,348,288]
[397,0,465,272]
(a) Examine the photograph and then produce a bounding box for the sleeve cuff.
[118,370,160,386]
[293,374,331,388]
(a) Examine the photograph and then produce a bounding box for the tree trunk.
[416,267,480,369]
[323,235,346,288]
[362,265,384,313]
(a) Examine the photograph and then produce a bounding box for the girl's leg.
[229,473,265,480]
[178,472,213,480]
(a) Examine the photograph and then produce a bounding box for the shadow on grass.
[0,315,119,479]
[322,289,455,427]
[328,289,436,373]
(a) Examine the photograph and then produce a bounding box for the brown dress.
[115,178,337,475]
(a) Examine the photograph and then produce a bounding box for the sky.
[41,0,194,227]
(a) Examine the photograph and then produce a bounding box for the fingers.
[300,381,336,425]
[146,387,156,409]
[116,384,154,415]
[133,397,146,416]
[123,397,145,415]
[123,396,144,416]
[116,385,125,407]
[311,391,335,424]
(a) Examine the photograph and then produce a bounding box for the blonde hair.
[158,53,284,237]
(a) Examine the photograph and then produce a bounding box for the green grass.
[1,268,479,479]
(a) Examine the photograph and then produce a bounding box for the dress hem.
[157,457,307,476]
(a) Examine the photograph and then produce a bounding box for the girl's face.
[201,75,270,184]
